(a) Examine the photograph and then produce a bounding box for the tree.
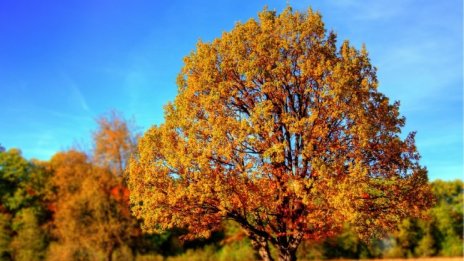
[0,148,32,212]
[0,213,12,261]
[128,7,432,261]
[384,218,422,258]
[92,111,145,256]
[429,180,463,256]
[93,111,138,177]
[0,149,52,260]
[49,150,135,261]
[383,180,463,258]
[10,208,47,261]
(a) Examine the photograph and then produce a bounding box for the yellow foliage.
[49,150,137,260]
[129,6,433,260]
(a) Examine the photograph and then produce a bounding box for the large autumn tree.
[129,7,432,261]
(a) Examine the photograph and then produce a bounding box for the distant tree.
[47,150,95,260]
[0,213,12,261]
[321,224,370,259]
[93,111,139,178]
[49,150,135,261]
[92,111,144,255]
[0,149,52,260]
[0,149,32,212]
[384,218,422,258]
[10,208,47,261]
[128,7,432,261]
[381,180,463,258]
[415,226,436,257]
[430,180,463,256]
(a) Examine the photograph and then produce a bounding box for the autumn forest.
[1,6,462,261]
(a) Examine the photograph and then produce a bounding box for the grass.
[363,256,464,261]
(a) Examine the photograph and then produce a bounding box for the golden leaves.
[129,6,432,245]
[93,111,138,177]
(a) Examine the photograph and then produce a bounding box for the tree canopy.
[129,7,432,261]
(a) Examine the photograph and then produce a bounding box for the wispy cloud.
[69,81,90,112]
[60,73,91,113]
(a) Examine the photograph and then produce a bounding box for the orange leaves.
[48,148,140,256]
[361,193,370,199]
[110,184,130,204]
[93,111,138,177]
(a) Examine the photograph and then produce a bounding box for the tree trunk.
[249,233,274,261]
[277,247,297,261]
[106,246,114,261]
[277,232,302,261]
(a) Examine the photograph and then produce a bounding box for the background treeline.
[0,113,462,261]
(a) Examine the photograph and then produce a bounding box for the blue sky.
[0,0,462,180]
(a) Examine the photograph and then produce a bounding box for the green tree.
[10,208,47,261]
[382,180,463,258]
[0,149,52,260]
[0,149,32,212]
[415,228,436,257]
[0,213,12,261]
[431,180,463,256]
[384,218,422,258]
[129,7,432,261]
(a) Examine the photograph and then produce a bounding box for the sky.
[0,0,462,180]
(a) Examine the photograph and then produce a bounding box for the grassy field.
[363,256,464,261]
